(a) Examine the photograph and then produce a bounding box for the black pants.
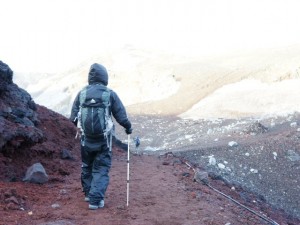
[80,136,112,205]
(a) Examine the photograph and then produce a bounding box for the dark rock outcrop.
[0,60,13,92]
[0,61,43,155]
[0,61,77,182]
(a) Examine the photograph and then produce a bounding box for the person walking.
[70,63,132,210]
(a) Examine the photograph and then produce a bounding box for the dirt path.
[1,144,298,225]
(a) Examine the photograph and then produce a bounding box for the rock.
[273,152,277,160]
[0,61,13,92]
[228,141,238,147]
[207,129,213,134]
[6,202,19,210]
[286,150,300,162]
[5,196,19,205]
[194,169,208,184]
[60,149,73,160]
[51,203,60,209]
[245,121,268,135]
[60,189,67,195]
[290,122,298,128]
[218,163,226,169]
[4,188,17,197]
[162,161,170,165]
[23,163,49,184]
[172,159,182,166]
[208,155,216,166]
[0,61,42,156]
[185,134,193,139]
[182,172,190,177]
[250,168,258,174]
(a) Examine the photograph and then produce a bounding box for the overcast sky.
[1,0,300,73]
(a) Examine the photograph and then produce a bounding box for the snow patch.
[181,79,300,120]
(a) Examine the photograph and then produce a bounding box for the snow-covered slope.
[14,45,300,119]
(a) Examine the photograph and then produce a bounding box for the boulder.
[194,168,208,184]
[23,163,49,184]
[60,149,73,160]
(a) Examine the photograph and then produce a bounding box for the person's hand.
[125,127,133,135]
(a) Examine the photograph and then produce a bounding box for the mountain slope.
[14,45,300,119]
[1,61,300,224]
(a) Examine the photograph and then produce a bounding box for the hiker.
[134,136,140,148]
[70,63,132,210]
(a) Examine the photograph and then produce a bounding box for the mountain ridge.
[13,45,300,119]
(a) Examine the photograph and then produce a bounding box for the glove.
[125,127,133,134]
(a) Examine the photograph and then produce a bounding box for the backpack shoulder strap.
[79,86,88,106]
[101,87,111,105]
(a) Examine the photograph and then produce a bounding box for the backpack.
[78,84,114,139]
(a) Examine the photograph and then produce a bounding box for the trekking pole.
[126,134,130,207]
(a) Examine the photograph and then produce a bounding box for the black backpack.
[78,84,113,138]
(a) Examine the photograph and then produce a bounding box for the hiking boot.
[84,197,90,202]
[88,200,105,210]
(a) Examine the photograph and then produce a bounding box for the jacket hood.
[88,63,108,86]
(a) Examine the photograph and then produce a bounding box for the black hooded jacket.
[70,63,132,132]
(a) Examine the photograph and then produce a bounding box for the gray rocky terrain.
[114,112,300,219]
